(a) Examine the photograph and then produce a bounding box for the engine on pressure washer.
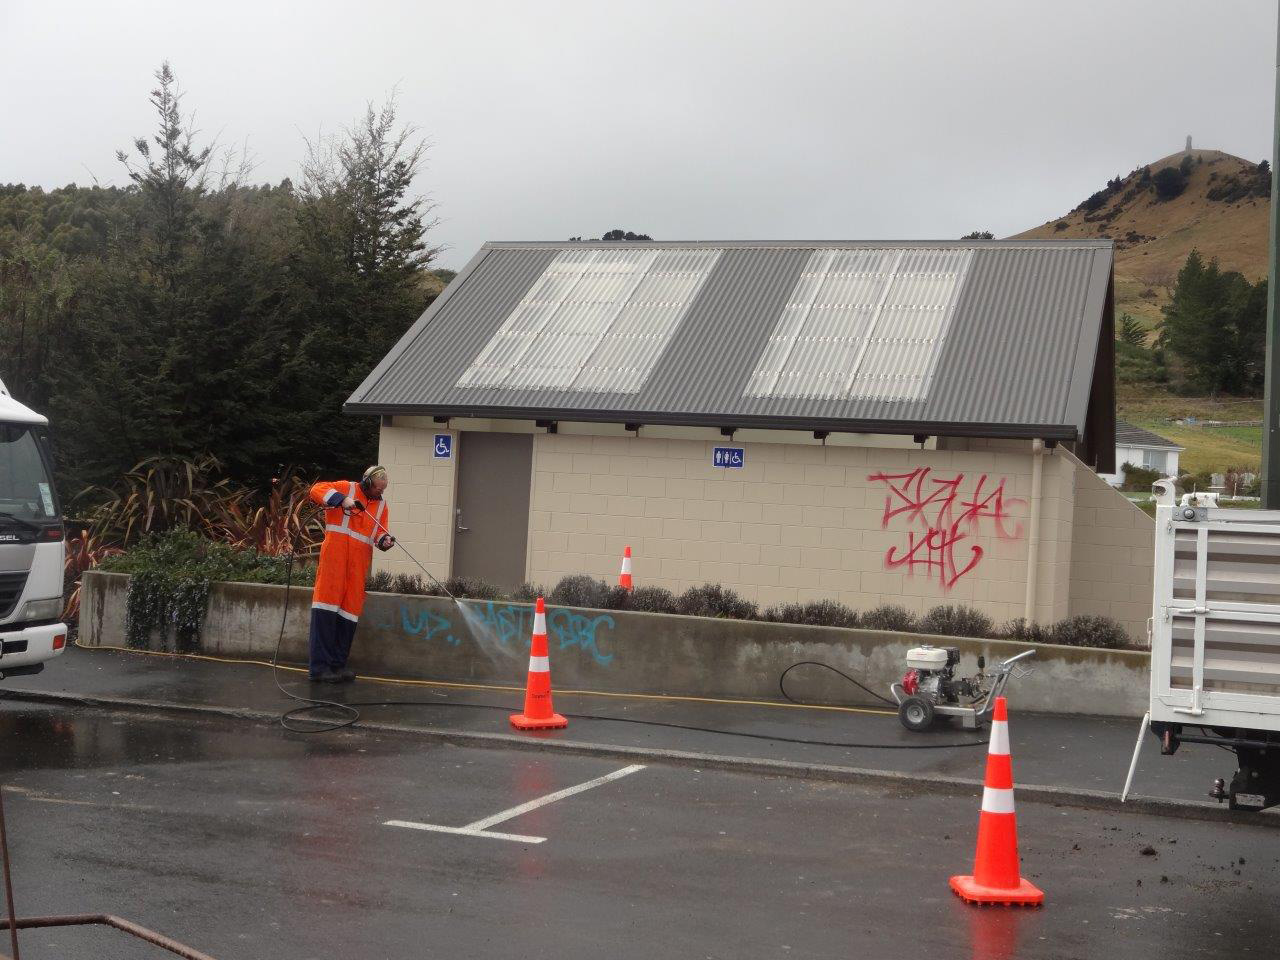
[901,646,982,706]
[891,646,1032,732]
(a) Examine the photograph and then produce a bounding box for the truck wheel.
[899,696,935,732]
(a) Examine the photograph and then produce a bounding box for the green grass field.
[1116,391,1262,475]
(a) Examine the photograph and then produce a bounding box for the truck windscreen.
[0,423,59,522]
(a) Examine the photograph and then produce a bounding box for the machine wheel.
[899,696,935,732]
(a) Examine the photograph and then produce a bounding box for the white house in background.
[1099,420,1183,486]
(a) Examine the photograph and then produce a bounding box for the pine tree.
[1117,313,1146,347]
[1162,249,1266,394]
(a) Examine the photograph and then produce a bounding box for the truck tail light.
[52,633,66,650]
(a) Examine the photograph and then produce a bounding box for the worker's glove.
[376,534,395,551]
[341,495,357,512]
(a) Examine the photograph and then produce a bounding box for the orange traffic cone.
[510,597,567,731]
[618,546,633,591]
[949,696,1044,907]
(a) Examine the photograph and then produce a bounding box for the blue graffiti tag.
[393,600,615,666]
[547,608,614,666]
[400,606,459,645]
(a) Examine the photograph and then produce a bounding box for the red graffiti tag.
[867,468,1026,590]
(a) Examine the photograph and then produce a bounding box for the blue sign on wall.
[712,447,745,469]
[433,434,453,459]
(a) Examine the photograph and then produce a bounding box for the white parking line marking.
[385,763,646,844]
[382,822,548,844]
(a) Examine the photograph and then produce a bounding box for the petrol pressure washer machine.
[889,647,1035,731]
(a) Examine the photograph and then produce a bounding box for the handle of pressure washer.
[1000,650,1036,668]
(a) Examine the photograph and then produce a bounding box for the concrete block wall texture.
[372,420,1155,642]
[527,432,1057,627]
[1068,457,1156,642]
[78,572,1151,718]
[375,418,457,584]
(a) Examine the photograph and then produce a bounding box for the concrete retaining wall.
[80,570,1150,717]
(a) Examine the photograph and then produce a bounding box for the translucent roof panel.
[745,247,974,402]
[457,247,720,393]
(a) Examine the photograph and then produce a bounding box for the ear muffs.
[360,465,387,498]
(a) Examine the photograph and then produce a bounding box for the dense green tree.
[0,65,441,498]
[1117,312,1146,347]
[569,229,654,241]
[1161,249,1266,395]
[272,99,437,476]
[1153,166,1187,201]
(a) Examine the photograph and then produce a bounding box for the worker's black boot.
[312,669,345,684]
[337,668,357,683]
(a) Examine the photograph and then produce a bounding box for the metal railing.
[0,787,219,960]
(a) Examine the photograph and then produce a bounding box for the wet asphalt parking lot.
[2,699,1278,960]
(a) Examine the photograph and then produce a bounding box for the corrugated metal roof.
[347,240,1114,440]
[1116,420,1182,450]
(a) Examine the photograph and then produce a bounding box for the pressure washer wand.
[346,502,458,603]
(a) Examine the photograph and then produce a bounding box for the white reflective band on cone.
[620,557,632,574]
[981,786,1016,815]
[988,720,1010,756]
[533,611,546,634]
[528,655,550,672]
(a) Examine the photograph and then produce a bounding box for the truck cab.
[0,376,67,678]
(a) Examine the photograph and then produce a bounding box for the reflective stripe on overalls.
[310,481,389,622]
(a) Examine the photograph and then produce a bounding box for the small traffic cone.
[510,597,567,731]
[618,545,633,591]
[949,697,1044,907]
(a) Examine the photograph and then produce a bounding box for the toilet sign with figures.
[712,447,745,469]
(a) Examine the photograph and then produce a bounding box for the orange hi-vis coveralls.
[307,480,390,677]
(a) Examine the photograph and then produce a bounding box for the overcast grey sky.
[2,0,1276,269]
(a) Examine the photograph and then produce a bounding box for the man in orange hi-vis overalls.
[307,465,395,682]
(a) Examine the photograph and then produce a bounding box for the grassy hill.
[1015,148,1269,331]
[1013,146,1268,478]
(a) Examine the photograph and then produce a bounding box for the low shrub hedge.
[100,529,315,649]
[99,533,1138,649]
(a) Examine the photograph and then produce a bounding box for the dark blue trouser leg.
[309,608,341,676]
[333,615,358,670]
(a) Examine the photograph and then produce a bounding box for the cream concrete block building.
[349,240,1152,640]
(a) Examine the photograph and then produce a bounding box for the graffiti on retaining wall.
[867,468,1026,590]
[393,601,616,666]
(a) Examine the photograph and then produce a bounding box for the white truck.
[0,375,68,679]
[1126,479,1280,811]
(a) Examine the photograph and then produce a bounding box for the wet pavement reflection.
[1,699,1278,960]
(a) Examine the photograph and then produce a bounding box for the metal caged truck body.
[1125,480,1280,811]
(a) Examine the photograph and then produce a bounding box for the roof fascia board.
[344,400,1077,441]
[346,244,495,406]
[1062,246,1115,432]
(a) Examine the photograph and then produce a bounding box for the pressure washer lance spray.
[345,500,459,604]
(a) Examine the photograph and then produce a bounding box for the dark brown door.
[451,432,533,591]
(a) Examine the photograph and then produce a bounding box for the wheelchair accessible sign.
[712,447,744,469]
[433,434,453,459]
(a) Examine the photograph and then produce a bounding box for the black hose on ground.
[272,552,361,733]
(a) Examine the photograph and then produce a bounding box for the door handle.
[456,508,469,533]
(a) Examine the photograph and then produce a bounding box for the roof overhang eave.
[343,402,1079,442]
